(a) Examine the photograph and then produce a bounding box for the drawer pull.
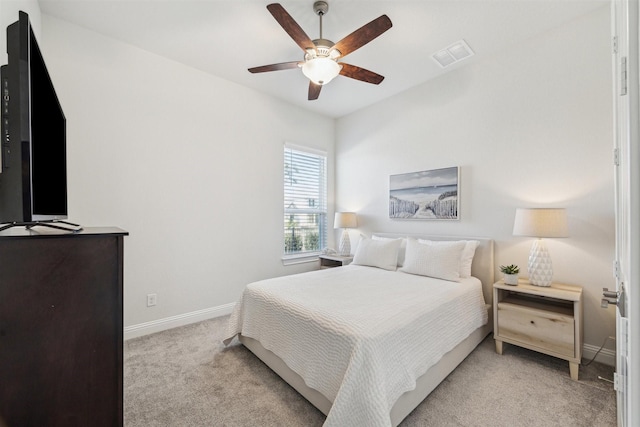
[530,320,535,324]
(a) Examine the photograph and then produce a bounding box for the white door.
[610,1,638,426]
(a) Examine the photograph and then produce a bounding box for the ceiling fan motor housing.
[305,39,340,60]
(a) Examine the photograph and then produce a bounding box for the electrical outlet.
[147,293,157,307]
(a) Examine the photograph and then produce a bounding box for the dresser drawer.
[497,300,575,358]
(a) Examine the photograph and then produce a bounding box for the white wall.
[39,15,335,332]
[336,7,615,356]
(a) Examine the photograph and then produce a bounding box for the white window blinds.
[283,144,327,257]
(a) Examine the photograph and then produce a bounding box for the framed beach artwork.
[389,166,459,220]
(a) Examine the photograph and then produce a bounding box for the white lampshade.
[513,208,569,238]
[334,212,357,229]
[513,208,568,287]
[302,58,341,85]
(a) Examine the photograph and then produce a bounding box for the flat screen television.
[0,11,77,231]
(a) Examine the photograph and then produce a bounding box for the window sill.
[281,253,321,266]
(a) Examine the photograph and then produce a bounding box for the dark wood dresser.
[0,227,127,426]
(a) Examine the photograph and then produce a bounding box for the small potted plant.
[500,264,520,285]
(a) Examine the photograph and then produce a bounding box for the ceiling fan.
[249,2,392,100]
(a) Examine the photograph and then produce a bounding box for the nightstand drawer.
[497,301,575,358]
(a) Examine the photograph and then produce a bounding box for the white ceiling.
[38,0,607,118]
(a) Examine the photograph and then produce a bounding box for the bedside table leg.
[569,362,579,381]
[495,340,503,355]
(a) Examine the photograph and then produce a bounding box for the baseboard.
[582,342,616,367]
[124,302,235,340]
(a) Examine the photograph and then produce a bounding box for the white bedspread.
[224,265,488,427]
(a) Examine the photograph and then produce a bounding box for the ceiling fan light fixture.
[302,57,342,85]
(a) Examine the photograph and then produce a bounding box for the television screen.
[0,11,68,225]
[29,27,67,219]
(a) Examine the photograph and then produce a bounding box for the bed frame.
[239,234,494,426]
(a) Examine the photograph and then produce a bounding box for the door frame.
[611,1,639,426]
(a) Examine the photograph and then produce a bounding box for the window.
[283,144,327,260]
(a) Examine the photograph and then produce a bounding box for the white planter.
[503,273,519,285]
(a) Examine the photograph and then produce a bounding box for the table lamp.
[513,208,568,287]
[334,212,357,256]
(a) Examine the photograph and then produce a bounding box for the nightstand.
[319,254,353,269]
[493,280,583,380]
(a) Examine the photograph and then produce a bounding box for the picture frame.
[389,166,459,220]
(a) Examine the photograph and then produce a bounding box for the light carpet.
[124,316,616,426]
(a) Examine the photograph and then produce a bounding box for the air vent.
[432,40,474,68]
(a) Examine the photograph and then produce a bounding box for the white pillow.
[401,238,466,281]
[418,239,479,278]
[372,235,406,267]
[460,240,479,278]
[352,237,401,271]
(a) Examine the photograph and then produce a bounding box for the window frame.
[282,143,327,264]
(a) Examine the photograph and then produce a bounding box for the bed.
[224,234,494,427]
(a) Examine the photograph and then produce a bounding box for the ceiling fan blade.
[248,61,301,73]
[339,63,384,84]
[267,3,315,52]
[332,15,392,58]
[308,82,322,100]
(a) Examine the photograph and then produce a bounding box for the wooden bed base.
[239,235,495,426]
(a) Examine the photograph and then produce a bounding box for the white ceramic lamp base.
[339,229,351,256]
[528,239,553,287]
